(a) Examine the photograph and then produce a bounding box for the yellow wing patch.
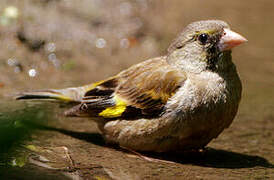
[98,95,127,118]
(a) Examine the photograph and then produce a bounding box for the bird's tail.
[15,84,95,102]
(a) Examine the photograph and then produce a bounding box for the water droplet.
[28,69,37,77]
[120,38,130,49]
[52,59,60,68]
[3,6,19,19]
[133,17,143,29]
[7,58,23,73]
[14,66,22,73]
[7,58,17,66]
[48,53,60,68]
[46,42,56,52]
[95,38,106,48]
[48,53,57,61]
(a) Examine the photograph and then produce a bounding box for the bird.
[16,20,247,153]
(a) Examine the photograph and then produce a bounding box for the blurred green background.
[0,0,273,179]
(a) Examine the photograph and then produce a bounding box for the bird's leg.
[120,146,176,164]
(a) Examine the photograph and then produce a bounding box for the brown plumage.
[64,58,185,119]
[16,20,247,152]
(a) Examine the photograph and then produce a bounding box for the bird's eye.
[198,33,209,45]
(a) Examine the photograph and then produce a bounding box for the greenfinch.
[17,20,247,152]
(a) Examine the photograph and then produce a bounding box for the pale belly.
[101,71,242,152]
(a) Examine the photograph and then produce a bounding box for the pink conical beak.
[218,28,247,51]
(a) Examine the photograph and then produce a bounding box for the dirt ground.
[0,0,273,179]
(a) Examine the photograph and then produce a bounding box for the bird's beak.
[218,28,247,51]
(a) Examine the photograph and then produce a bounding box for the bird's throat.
[207,51,232,72]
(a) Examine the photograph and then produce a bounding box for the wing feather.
[65,57,186,119]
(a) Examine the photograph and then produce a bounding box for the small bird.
[16,20,247,152]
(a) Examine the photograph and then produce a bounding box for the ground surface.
[0,0,273,179]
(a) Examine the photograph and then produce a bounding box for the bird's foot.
[121,146,176,164]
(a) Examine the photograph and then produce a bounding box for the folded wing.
[66,58,186,119]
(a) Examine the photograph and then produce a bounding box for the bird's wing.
[65,57,186,119]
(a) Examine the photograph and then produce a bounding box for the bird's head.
[167,20,247,72]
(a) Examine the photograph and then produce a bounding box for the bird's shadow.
[26,122,274,169]
[146,148,274,169]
